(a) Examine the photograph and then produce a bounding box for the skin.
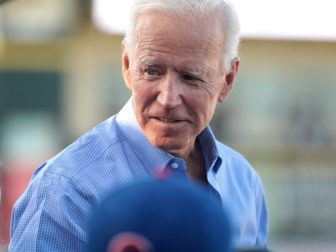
[122,10,239,182]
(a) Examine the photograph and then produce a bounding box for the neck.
[186,140,208,184]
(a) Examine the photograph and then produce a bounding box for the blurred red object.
[0,162,36,246]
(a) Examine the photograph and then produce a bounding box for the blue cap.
[88,177,232,252]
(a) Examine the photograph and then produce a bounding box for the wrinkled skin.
[122,10,239,172]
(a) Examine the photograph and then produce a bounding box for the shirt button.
[171,162,179,169]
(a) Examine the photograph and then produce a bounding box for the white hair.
[124,0,240,70]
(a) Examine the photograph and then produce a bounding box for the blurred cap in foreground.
[88,177,232,252]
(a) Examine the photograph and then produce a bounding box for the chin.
[149,136,184,153]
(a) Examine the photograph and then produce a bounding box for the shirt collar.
[116,97,221,174]
[116,97,173,173]
[197,126,222,174]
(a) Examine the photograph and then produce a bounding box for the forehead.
[133,11,224,60]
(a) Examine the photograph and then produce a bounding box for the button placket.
[171,162,179,169]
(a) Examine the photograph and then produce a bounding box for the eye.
[139,62,164,80]
[145,68,161,77]
[181,73,203,84]
[182,74,198,81]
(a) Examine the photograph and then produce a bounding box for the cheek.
[131,82,158,118]
[189,95,215,126]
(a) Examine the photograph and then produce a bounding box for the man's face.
[122,11,238,159]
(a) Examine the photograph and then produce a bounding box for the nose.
[157,72,182,109]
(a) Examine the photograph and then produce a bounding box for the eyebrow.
[139,59,209,78]
[178,65,208,78]
[140,60,162,68]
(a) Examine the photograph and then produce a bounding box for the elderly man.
[9,0,268,251]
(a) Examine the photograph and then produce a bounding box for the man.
[9,0,268,251]
[88,176,233,252]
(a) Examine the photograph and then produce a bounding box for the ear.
[218,57,240,102]
[122,40,133,90]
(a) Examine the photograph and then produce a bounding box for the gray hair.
[124,0,240,70]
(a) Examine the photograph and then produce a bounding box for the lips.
[154,117,181,123]
[148,116,190,126]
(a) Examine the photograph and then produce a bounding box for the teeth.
[158,117,175,122]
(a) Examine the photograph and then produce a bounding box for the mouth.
[154,117,180,123]
[151,116,187,124]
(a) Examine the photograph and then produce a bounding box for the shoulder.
[27,115,137,198]
[9,116,135,251]
[43,116,125,179]
[215,141,263,187]
[216,141,252,170]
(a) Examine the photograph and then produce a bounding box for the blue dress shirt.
[9,98,268,251]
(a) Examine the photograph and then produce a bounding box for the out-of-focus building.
[0,1,336,251]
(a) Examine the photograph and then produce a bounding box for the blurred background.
[0,0,335,251]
